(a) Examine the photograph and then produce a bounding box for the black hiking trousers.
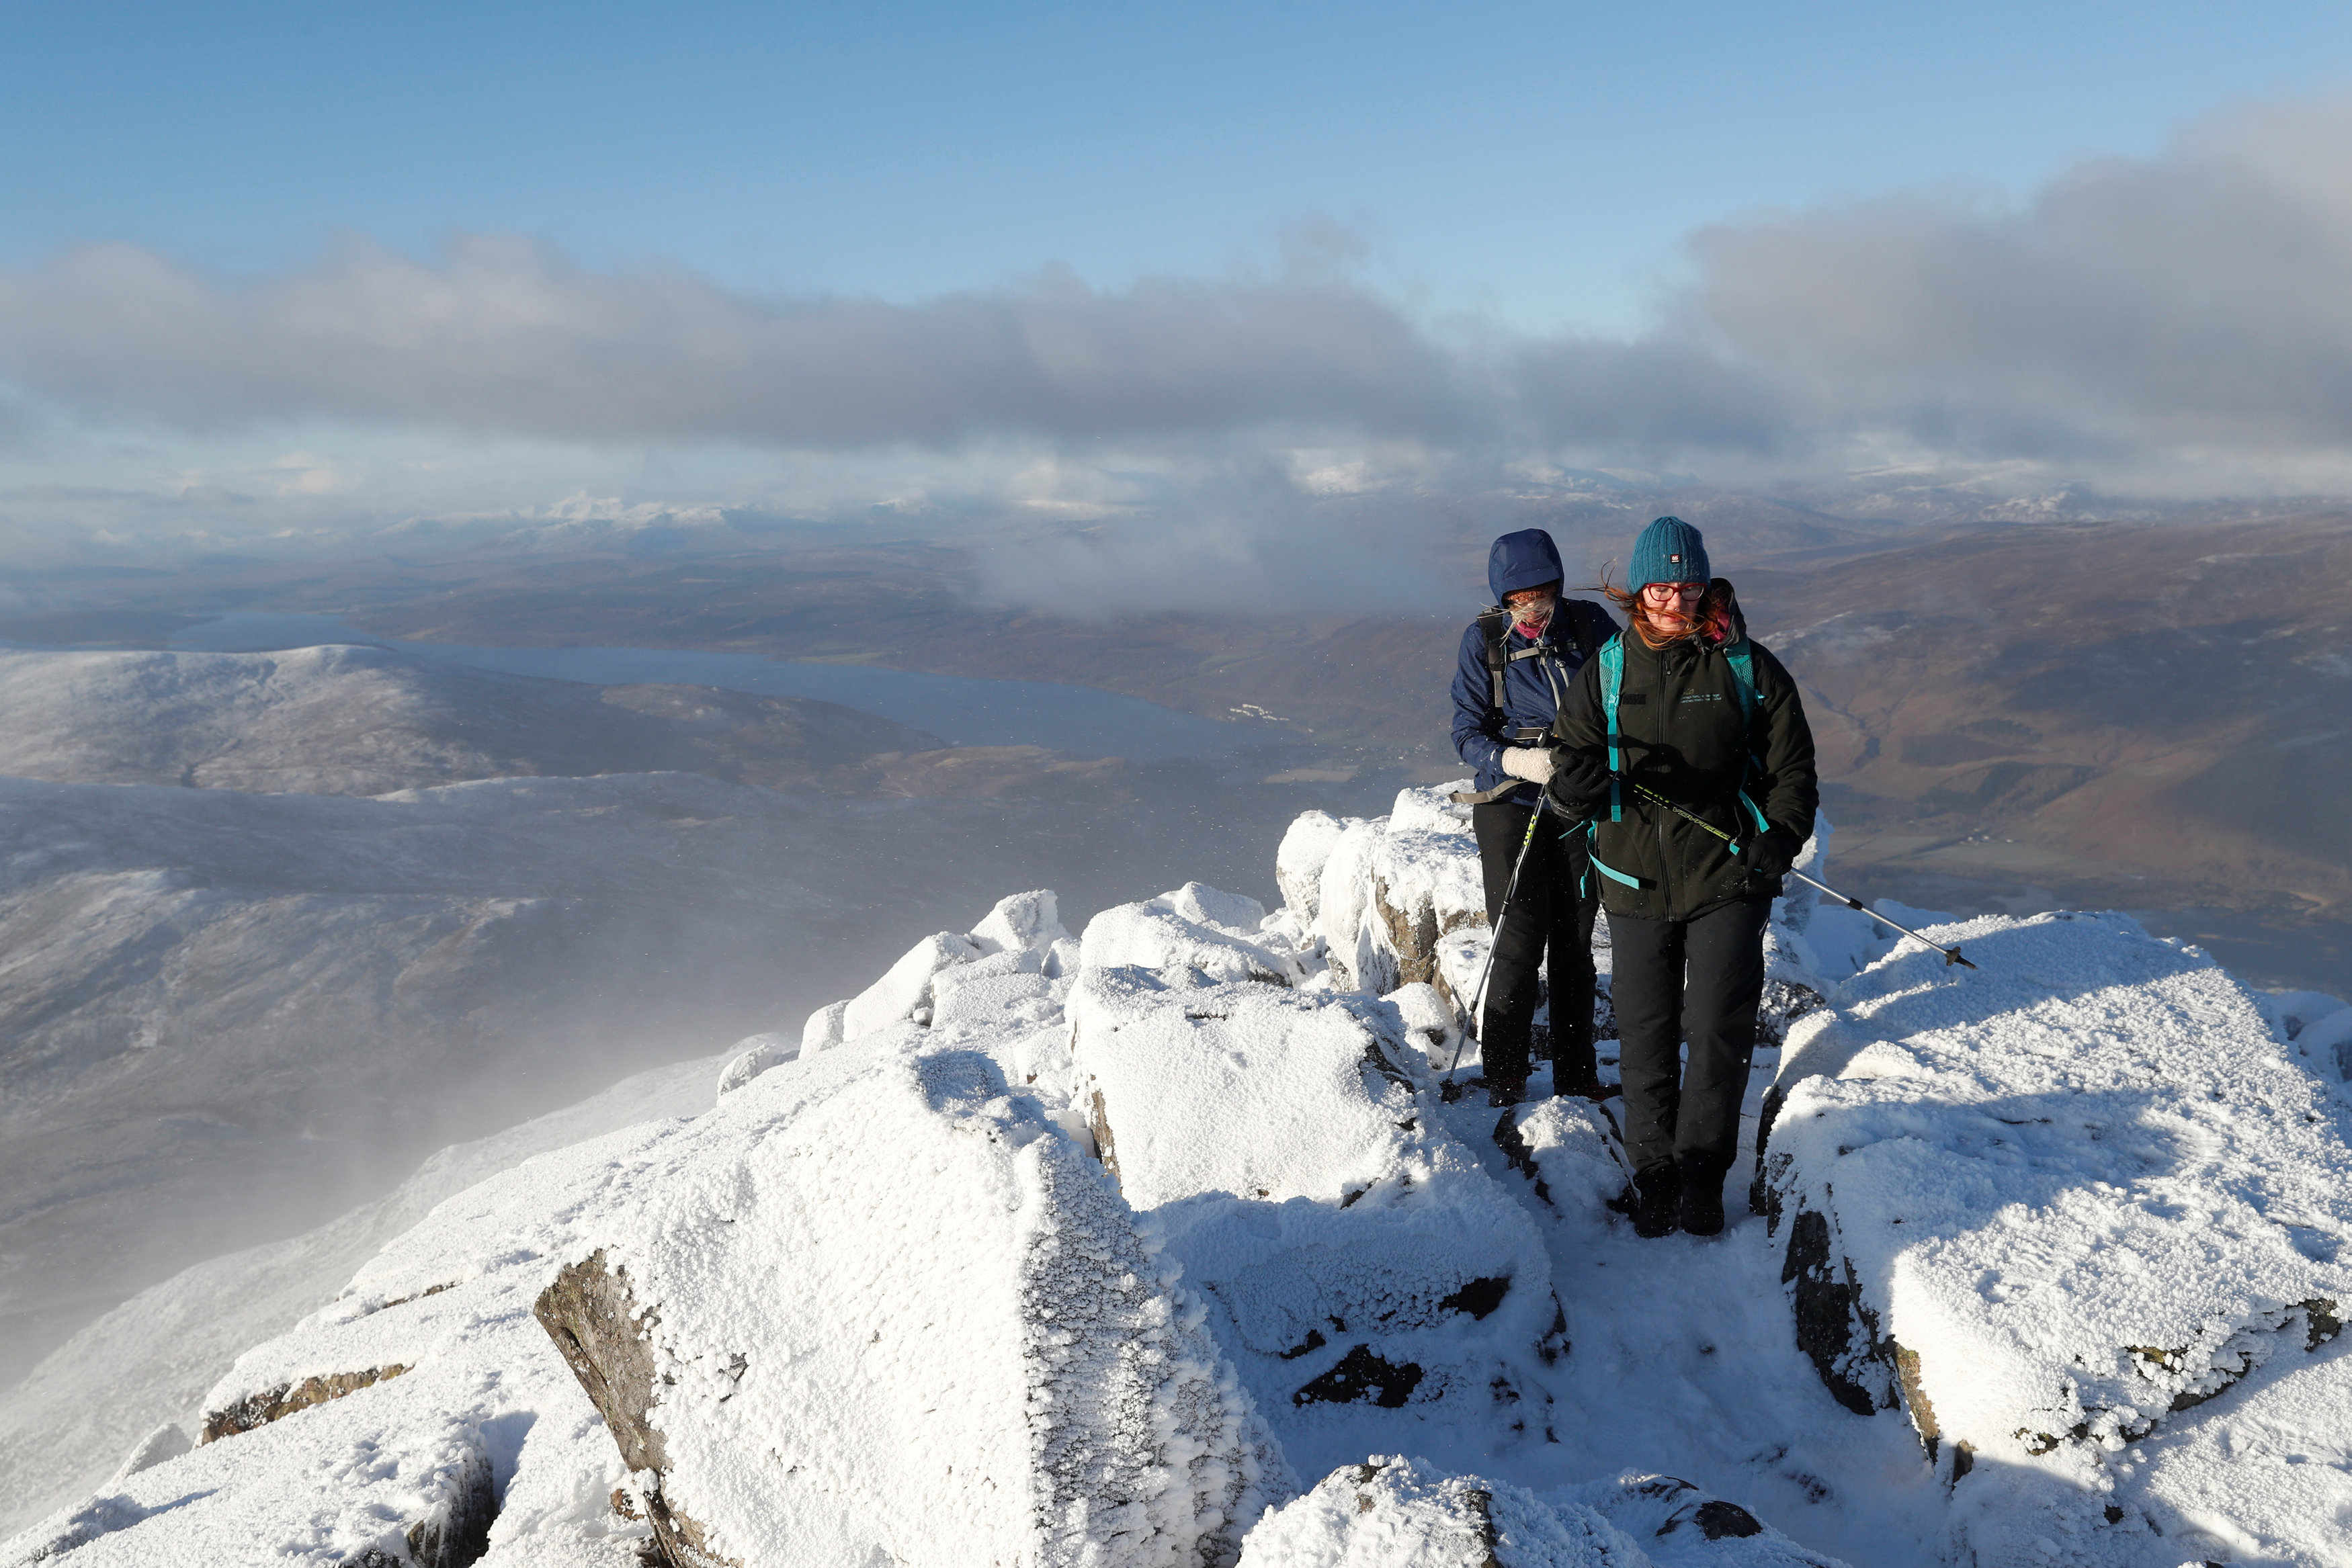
[1610,895,1773,1188]
[1472,799,1599,1092]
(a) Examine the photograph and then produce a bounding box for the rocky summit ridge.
[6,788,2348,1567]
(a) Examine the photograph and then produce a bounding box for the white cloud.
[3,90,2352,571]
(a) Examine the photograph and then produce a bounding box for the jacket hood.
[1486,529,1565,604]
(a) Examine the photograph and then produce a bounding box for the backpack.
[1474,598,1602,715]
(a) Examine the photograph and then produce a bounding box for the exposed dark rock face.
[1293,1344,1424,1408]
[532,1250,736,1568]
[1693,1498,1765,1540]
[200,1365,411,1443]
[1777,1209,1894,1420]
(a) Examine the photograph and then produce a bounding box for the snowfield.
[5,785,2349,1567]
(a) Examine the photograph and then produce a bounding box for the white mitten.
[1500,746,1555,785]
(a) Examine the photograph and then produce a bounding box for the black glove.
[1544,748,1611,814]
[1738,826,1802,880]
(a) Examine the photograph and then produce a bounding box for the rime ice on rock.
[804,887,1075,1049]
[531,1046,1289,1567]
[17,1025,1287,1568]
[0,1379,495,1567]
[1755,908,2352,1537]
[714,1031,796,1097]
[1234,1456,1849,1568]
[1306,789,1486,1004]
[1077,882,1307,988]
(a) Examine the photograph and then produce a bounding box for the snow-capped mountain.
[9,789,2345,1566]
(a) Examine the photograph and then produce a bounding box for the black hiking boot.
[1554,1065,1599,1100]
[1487,1076,1527,1108]
[1679,1178,1726,1237]
[1632,1168,1681,1239]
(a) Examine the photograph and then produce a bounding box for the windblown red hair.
[1596,574,1736,649]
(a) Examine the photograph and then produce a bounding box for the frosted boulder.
[1079,881,1306,988]
[88,1026,1288,1568]
[808,887,1076,1045]
[843,929,984,1035]
[1386,980,1464,1067]
[531,1046,1290,1567]
[1311,788,1487,1002]
[1275,810,1350,924]
[1237,1455,1626,1567]
[1236,1456,1851,1568]
[1755,910,2352,1497]
[800,998,849,1053]
[1069,968,1556,1432]
[0,1385,494,1567]
[970,886,1074,964]
[1499,1096,1634,1220]
[714,1030,796,1096]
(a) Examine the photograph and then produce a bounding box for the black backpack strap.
[1556,600,1593,662]
[1476,607,1511,711]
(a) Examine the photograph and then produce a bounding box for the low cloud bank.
[4,94,2352,527]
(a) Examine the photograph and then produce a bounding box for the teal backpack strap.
[1584,819,1648,889]
[1597,634,1624,822]
[1722,634,1770,842]
[1724,636,1759,726]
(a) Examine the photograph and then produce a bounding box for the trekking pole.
[1445,805,1543,1093]
[1618,778,1978,970]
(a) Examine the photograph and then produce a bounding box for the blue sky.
[7,1,2350,331]
[5,2,2352,574]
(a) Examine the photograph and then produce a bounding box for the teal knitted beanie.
[1627,516,1710,591]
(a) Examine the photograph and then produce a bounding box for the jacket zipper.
[1654,643,1674,918]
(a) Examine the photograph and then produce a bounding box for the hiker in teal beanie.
[1546,516,1819,1240]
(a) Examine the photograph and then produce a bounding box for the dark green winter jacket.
[1550,620,1818,922]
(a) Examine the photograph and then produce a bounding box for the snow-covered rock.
[1755,908,2352,1558]
[1236,1456,1845,1568]
[1275,811,1349,926]
[809,887,1075,1043]
[1307,785,1825,1067]
[1310,788,1486,1004]
[713,1031,796,1097]
[1078,882,1306,988]
[26,786,2351,1568]
[3,1377,499,1568]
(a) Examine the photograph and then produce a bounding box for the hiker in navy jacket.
[1450,529,1620,1106]
[1546,517,1818,1239]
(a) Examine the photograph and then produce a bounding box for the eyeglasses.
[1639,582,1705,601]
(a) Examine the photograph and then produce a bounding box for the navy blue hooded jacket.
[1450,529,1619,803]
